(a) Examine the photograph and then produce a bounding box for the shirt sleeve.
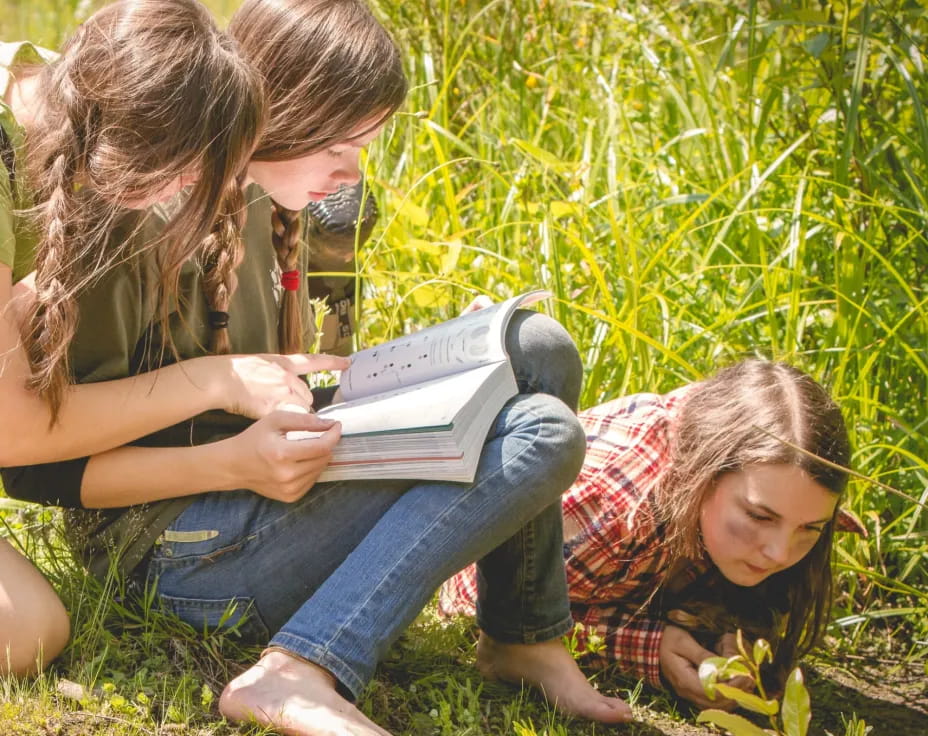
[562,394,677,690]
[438,562,478,618]
[1,457,89,508]
[571,601,666,689]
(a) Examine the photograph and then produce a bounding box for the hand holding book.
[287,290,550,482]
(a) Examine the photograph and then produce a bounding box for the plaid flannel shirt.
[440,386,706,689]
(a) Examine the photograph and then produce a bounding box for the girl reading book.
[5,0,632,732]
[0,0,328,675]
[441,359,856,709]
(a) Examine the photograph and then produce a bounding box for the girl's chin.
[268,194,313,210]
[719,561,773,587]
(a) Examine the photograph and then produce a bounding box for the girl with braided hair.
[8,0,635,732]
[0,0,351,676]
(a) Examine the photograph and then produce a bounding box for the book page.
[317,362,509,436]
[339,290,548,402]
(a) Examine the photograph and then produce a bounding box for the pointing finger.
[283,353,351,374]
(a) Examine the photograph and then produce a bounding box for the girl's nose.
[335,149,363,186]
[333,165,362,187]
[760,531,791,566]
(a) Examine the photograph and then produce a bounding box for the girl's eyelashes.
[746,505,825,535]
[327,148,346,158]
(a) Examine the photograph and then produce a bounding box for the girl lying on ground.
[4,1,633,732]
[0,0,332,675]
[442,359,859,709]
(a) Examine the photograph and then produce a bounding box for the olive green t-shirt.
[0,41,56,281]
[2,184,314,578]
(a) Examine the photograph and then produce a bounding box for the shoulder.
[0,41,57,66]
[569,385,698,510]
[0,40,58,176]
[564,394,669,527]
[578,391,675,465]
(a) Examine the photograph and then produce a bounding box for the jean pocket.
[157,592,270,642]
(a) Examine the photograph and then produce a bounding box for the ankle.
[257,647,337,686]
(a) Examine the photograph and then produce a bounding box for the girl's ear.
[835,507,867,537]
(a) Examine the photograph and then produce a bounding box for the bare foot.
[477,632,633,724]
[219,649,392,736]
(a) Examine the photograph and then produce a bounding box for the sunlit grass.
[1,0,926,733]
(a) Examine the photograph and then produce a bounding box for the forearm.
[0,342,222,466]
[1,273,225,465]
[80,406,339,508]
[80,439,239,508]
[6,408,338,510]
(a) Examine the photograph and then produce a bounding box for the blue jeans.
[143,312,584,698]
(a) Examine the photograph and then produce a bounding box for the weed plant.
[1,0,926,733]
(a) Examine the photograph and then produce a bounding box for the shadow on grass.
[807,663,928,736]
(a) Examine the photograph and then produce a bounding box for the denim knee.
[528,392,587,496]
[506,311,583,411]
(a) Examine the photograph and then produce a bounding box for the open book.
[286,290,550,482]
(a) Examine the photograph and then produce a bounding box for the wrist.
[199,436,242,492]
[183,355,232,414]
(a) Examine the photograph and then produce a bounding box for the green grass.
[2,0,927,733]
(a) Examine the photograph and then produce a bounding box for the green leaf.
[781,668,811,736]
[696,709,771,736]
[698,657,726,697]
[439,239,463,274]
[389,195,429,228]
[510,139,575,172]
[549,200,579,219]
[410,283,443,308]
[722,659,754,677]
[713,683,779,716]
[753,638,773,666]
[801,32,831,59]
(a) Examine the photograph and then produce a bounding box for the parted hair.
[23,0,266,419]
[228,0,407,353]
[658,359,850,688]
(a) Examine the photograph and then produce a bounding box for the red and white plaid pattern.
[440,386,697,688]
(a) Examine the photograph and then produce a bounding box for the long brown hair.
[22,0,265,418]
[658,359,850,687]
[228,0,407,353]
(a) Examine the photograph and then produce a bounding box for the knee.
[34,597,71,673]
[532,395,587,489]
[0,596,70,676]
[558,404,587,483]
[0,542,71,676]
[506,311,583,410]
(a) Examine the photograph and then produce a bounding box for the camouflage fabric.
[304,179,378,356]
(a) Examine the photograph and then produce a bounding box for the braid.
[25,145,82,419]
[23,53,96,422]
[270,202,305,353]
[198,183,247,354]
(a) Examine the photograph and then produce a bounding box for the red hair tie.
[281,270,301,291]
